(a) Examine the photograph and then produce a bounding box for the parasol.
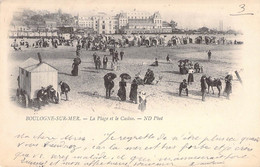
[104,72,117,80]
[120,73,131,80]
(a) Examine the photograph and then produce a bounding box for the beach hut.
[17,53,59,107]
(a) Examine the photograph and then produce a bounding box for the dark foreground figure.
[36,87,48,109]
[117,78,126,101]
[224,74,233,99]
[144,69,155,84]
[200,75,207,101]
[59,81,70,101]
[179,79,188,96]
[72,57,81,76]
[104,76,114,99]
[129,79,138,103]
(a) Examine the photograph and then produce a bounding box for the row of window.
[154,20,162,24]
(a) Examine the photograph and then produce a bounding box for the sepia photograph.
[8,1,245,113]
[0,0,260,166]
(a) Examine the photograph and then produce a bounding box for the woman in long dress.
[71,57,81,76]
[224,74,233,99]
[129,79,138,103]
[117,78,126,101]
[187,68,194,85]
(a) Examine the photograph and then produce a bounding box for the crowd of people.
[37,48,234,111]
[177,51,234,101]
[16,35,238,111]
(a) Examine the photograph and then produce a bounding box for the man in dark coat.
[208,50,211,61]
[103,55,108,69]
[37,87,48,109]
[144,69,155,84]
[179,79,188,96]
[104,76,114,99]
[114,50,119,62]
[46,85,57,103]
[59,81,70,101]
[129,78,138,103]
[120,51,124,60]
[95,56,101,69]
[200,75,207,101]
[117,78,126,101]
[93,52,97,63]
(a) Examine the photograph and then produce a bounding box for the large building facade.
[77,13,117,34]
[77,10,165,34]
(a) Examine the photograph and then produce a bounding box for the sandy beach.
[8,42,244,115]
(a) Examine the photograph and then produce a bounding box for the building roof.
[128,19,153,23]
[118,13,127,18]
[20,58,58,72]
[152,11,162,19]
[128,22,155,26]
[162,21,171,28]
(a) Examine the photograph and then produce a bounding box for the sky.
[4,0,260,31]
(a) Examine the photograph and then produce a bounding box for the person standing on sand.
[59,81,70,101]
[95,56,101,69]
[104,76,114,99]
[115,50,119,61]
[138,91,147,112]
[71,57,81,76]
[224,74,233,99]
[187,68,194,85]
[208,50,211,61]
[103,55,108,69]
[93,52,97,63]
[129,78,138,104]
[120,51,124,60]
[117,78,127,101]
[200,75,207,101]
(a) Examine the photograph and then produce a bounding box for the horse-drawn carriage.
[16,53,60,108]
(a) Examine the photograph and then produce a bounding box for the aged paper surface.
[0,0,260,167]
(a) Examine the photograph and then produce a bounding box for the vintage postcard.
[0,0,260,166]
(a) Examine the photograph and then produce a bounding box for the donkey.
[206,77,222,97]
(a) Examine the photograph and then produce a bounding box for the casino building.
[77,10,166,34]
[77,13,117,34]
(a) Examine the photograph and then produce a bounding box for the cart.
[16,53,60,108]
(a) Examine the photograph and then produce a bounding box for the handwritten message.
[12,131,260,166]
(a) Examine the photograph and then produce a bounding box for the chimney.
[37,52,42,64]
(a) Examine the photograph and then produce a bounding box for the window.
[26,71,29,77]
[102,25,105,29]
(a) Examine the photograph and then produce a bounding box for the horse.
[206,77,222,97]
